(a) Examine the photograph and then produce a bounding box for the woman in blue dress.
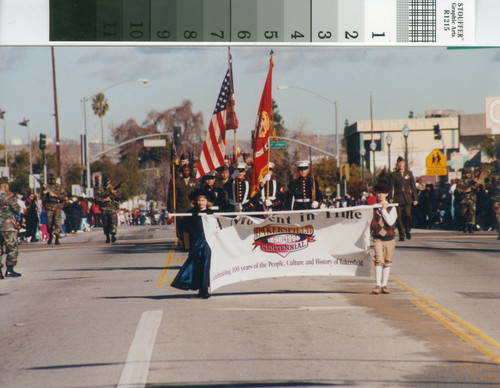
[171,188,214,298]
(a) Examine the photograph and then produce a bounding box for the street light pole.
[370,140,377,180]
[82,78,148,192]
[402,124,410,165]
[277,85,340,197]
[359,147,366,182]
[19,118,32,175]
[83,99,91,192]
[386,134,392,170]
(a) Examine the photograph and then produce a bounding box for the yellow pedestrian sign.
[426,149,447,176]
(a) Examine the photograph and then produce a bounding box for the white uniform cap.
[296,160,310,169]
[237,162,247,170]
[269,162,275,169]
[204,170,217,177]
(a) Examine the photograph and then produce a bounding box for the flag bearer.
[254,162,284,211]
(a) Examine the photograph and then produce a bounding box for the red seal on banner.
[253,224,316,258]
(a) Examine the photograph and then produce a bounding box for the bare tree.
[146,100,204,158]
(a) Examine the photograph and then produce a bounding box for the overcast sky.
[0,46,499,147]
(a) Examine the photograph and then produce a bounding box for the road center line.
[411,300,500,364]
[156,248,175,288]
[391,275,500,365]
[117,310,163,388]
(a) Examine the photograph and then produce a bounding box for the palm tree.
[480,135,499,161]
[92,93,109,152]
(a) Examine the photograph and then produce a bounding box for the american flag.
[196,58,238,180]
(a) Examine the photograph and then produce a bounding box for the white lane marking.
[212,306,359,311]
[117,310,163,388]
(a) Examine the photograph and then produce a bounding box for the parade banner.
[203,206,373,292]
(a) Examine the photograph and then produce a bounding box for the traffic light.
[433,124,441,140]
[172,126,182,147]
[92,172,102,187]
[341,163,350,181]
[39,133,47,150]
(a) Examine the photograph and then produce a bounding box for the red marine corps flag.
[251,51,276,197]
[196,50,238,180]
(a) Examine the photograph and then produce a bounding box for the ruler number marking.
[184,30,198,39]
[211,30,225,39]
[157,30,171,40]
[318,31,332,39]
[237,31,251,40]
[264,31,278,40]
[345,30,359,39]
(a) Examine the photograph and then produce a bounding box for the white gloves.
[231,170,240,179]
[311,201,319,209]
[261,173,271,183]
[265,199,273,207]
[234,203,242,212]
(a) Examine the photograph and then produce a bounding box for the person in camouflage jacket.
[456,167,480,233]
[486,173,500,240]
[42,175,67,245]
[0,177,22,278]
[94,176,119,243]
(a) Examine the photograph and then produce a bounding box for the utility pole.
[51,47,62,179]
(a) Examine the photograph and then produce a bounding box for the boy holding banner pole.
[371,182,398,295]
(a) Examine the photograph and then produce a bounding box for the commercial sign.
[485,97,500,128]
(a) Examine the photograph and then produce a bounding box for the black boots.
[111,234,116,243]
[0,268,4,279]
[5,266,21,278]
[48,235,61,245]
[105,234,110,243]
[197,288,211,299]
[464,224,474,233]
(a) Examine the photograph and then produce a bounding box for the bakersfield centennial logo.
[253,224,315,257]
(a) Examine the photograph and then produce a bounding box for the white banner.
[203,206,374,292]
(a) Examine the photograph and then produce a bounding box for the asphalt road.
[0,225,499,388]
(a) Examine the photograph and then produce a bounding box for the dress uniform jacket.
[287,177,323,210]
[215,177,232,212]
[228,177,251,211]
[167,176,198,213]
[255,178,284,211]
[388,170,418,205]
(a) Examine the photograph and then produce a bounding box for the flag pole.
[227,47,238,165]
[266,107,273,202]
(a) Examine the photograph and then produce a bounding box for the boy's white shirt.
[380,205,397,226]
